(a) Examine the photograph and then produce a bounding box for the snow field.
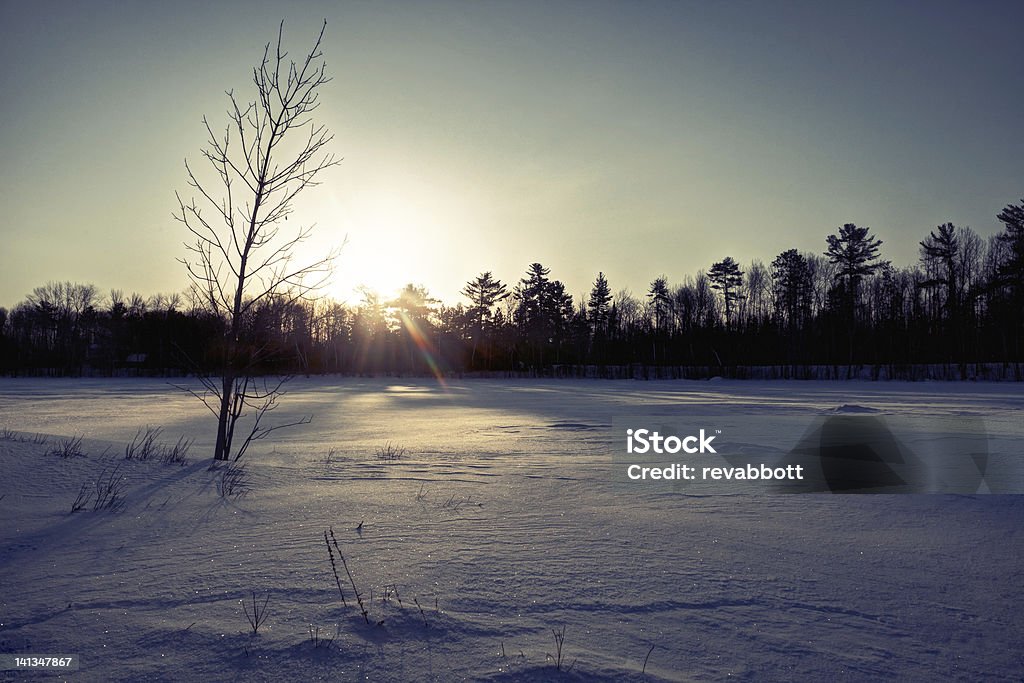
[1,378,1022,681]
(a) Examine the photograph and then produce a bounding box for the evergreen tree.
[512,263,572,366]
[825,223,886,368]
[461,271,509,368]
[919,223,960,321]
[996,198,1024,284]
[708,257,744,329]
[770,249,812,333]
[587,272,613,336]
[513,263,551,337]
[996,199,1024,298]
[544,279,575,361]
[461,272,508,330]
[995,198,1024,356]
[646,277,671,332]
[825,223,886,312]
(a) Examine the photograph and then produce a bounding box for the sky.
[1,0,1022,310]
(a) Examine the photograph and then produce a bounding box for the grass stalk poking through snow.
[69,465,126,513]
[414,596,429,629]
[92,465,126,511]
[328,527,369,624]
[307,624,335,649]
[216,459,251,498]
[381,583,403,607]
[48,435,85,459]
[548,626,575,672]
[375,441,406,461]
[242,591,270,635]
[124,426,162,461]
[159,436,192,466]
[643,643,656,675]
[70,482,91,513]
[324,530,348,607]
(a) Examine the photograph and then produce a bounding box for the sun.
[329,244,418,304]
[297,162,479,306]
[313,186,439,304]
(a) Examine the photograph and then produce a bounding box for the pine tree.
[646,277,671,332]
[995,198,1024,357]
[824,223,886,369]
[996,199,1024,292]
[513,263,551,339]
[461,271,508,368]
[919,223,960,321]
[587,272,613,336]
[825,223,886,312]
[770,249,813,334]
[512,263,572,366]
[708,257,744,329]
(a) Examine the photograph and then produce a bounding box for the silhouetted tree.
[585,272,613,364]
[389,284,439,373]
[587,272,612,336]
[919,223,959,319]
[742,260,770,331]
[17,282,102,373]
[0,307,10,374]
[513,263,573,367]
[461,271,508,368]
[349,288,387,373]
[708,257,744,330]
[995,198,1024,360]
[545,279,575,362]
[612,289,641,328]
[825,223,886,369]
[825,223,886,314]
[771,249,813,334]
[646,277,671,332]
[174,20,339,461]
[645,276,672,363]
[996,198,1024,285]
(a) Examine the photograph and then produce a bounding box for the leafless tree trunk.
[174,20,340,461]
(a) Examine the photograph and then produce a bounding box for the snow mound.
[827,404,882,414]
[544,422,603,431]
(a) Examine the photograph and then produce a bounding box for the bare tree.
[742,259,770,330]
[174,20,340,461]
[613,288,642,332]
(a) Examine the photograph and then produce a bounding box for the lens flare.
[397,310,447,388]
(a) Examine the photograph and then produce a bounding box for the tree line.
[2,197,1022,380]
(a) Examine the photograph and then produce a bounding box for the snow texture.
[1,378,1022,681]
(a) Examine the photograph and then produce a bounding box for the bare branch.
[174,20,339,461]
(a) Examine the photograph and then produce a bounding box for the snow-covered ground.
[1,378,1022,681]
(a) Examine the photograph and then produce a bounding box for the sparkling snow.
[1,378,1022,680]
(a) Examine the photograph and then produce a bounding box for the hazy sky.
[2,0,1022,309]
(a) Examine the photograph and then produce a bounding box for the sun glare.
[294,159,481,307]
[318,185,446,304]
[331,244,418,304]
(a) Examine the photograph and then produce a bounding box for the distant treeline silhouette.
[2,198,1023,380]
